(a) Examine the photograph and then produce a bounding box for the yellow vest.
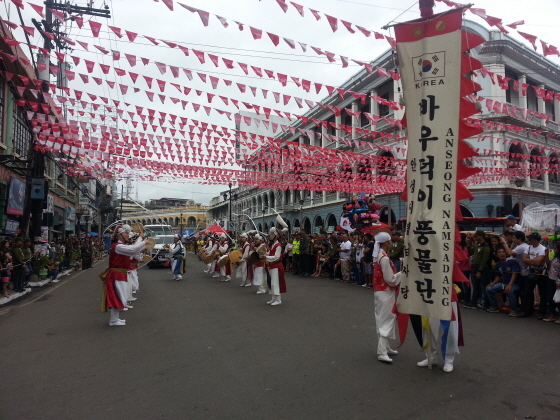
[292,239,300,254]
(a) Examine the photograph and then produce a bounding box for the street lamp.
[84,213,91,237]
[299,199,304,233]
[513,177,525,217]
[180,212,183,238]
[262,206,268,232]
[75,209,83,237]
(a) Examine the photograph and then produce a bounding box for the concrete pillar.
[370,89,379,129]
[554,94,560,123]
[352,100,359,140]
[321,124,329,148]
[299,134,305,146]
[537,83,546,125]
[392,82,404,121]
[487,63,506,106]
[518,75,527,110]
[335,114,342,146]
[544,167,549,191]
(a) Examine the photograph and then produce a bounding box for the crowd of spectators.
[274,219,560,322]
[0,236,107,298]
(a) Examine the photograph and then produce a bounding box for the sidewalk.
[0,259,104,306]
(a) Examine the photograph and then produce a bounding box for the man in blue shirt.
[484,248,520,313]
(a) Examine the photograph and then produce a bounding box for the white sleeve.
[115,241,146,256]
[265,245,282,263]
[133,253,142,261]
[242,244,251,258]
[219,244,229,253]
[379,256,401,287]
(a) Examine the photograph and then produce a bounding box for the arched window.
[314,215,324,233]
[530,148,543,181]
[326,214,338,230]
[549,153,558,183]
[459,204,475,218]
[378,151,396,177]
[378,206,397,226]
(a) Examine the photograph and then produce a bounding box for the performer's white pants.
[236,261,247,281]
[422,302,459,365]
[110,308,120,323]
[220,263,229,277]
[114,279,128,308]
[374,289,397,356]
[129,269,139,292]
[268,267,280,297]
[253,266,266,292]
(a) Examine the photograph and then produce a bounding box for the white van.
[144,224,173,236]
[147,234,175,269]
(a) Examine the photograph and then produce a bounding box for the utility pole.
[24,0,110,241]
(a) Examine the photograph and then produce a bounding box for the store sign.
[43,194,54,214]
[7,177,25,216]
[65,206,76,231]
[5,219,19,234]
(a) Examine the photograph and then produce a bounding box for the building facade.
[208,20,560,233]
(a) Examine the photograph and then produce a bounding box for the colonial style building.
[208,19,560,234]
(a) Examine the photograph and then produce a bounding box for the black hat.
[527,232,541,241]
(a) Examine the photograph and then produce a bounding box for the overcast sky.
[4,0,560,204]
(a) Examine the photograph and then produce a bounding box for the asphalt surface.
[1,254,559,420]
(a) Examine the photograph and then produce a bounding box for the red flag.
[89,21,102,37]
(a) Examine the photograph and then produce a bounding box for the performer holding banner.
[373,232,401,363]
[101,225,149,326]
[393,6,483,370]
[265,227,286,306]
[170,234,185,281]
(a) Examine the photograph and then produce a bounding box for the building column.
[335,114,342,148]
[370,89,379,129]
[518,75,528,110]
[554,93,560,123]
[352,100,359,141]
[321,124,329,148]
[392,83,404,121]
[299,134,305,146]
[537,83,546,125]
[487,63,506,106]
[544,166,550,191]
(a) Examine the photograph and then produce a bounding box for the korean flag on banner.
[413,51,446,81]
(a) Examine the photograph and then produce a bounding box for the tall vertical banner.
[395,10,463,321]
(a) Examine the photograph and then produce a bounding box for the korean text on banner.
[395,9,464,321]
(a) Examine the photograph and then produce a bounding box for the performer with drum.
[251,234,268,294]
[203,234,218,274]
[170,234,185,281]
[217,233,232,281]
[102,225,150,326]
[265,227,286,305]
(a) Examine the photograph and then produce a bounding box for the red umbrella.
[200,224,226,234]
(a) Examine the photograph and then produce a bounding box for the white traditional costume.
[217,234,231,281]
[373,232,401,363]
[102,225,147,326]
[237,233,252,287]
[205,235,218,275]
[252,235,267,294]
[265,228,287,306]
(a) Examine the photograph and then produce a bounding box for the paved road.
[1,254,559,420]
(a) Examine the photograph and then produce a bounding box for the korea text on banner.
[395,9,464,321]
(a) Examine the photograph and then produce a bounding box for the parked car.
[147,235,175,269]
